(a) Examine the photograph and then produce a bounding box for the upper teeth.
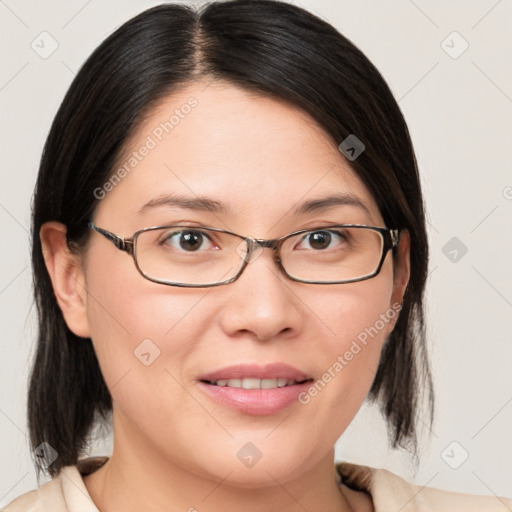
[210,378,305,389]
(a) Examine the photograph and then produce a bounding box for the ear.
[40,221,91,338]
[389,229,411,324]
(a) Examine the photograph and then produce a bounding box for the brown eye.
[179,231,204,251]
[296,230,348,251]
[308,231,331,249]
[161,229,213,252]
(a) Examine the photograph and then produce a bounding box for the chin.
[192,438,316,489]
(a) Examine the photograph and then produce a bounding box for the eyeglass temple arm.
[390,229,400,247]
[87,223,134,254]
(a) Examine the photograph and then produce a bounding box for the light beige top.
[3,456,511,511]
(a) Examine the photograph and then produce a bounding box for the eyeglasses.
[87,222,400,288]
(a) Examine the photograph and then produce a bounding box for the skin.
[40,81,410,512]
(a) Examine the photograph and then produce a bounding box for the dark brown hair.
[29,0,433,479]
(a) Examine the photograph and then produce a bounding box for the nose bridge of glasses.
[253,238,279,250]
[239,237,280,266]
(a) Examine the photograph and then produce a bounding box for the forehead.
[93,82,383,232]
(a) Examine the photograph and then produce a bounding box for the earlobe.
[40,221,91,338]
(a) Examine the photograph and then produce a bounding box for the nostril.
[256,327,292,341]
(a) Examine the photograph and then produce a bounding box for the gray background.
[1,0,511,505]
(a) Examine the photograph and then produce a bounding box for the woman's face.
[69,82,408,485]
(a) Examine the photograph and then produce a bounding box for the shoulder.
[336,461,512,512]
[2,462,100,512]
[2,476,64,512]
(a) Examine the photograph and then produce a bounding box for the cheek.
[83,250,215,401]
[299,260,397,432]
[311,256,396,357]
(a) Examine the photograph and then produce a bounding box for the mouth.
[197,363,315,416]
[196,363,315,415]
[201,377,313,389]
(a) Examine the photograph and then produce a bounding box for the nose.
[218,247,303,341]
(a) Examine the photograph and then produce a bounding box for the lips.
[207,377,308,389]
[197,363,315,415]
[198,362,313,384]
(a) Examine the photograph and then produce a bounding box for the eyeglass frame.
[87,222,401,288]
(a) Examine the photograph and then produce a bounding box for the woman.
[4,1,510,510]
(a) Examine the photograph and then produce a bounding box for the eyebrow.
[137,192,371,218]
[292,193,372,217]
[137,193,225,215]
